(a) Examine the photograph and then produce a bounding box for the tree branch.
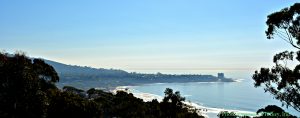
[285,28,300,49]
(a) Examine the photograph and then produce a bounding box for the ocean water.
[129,78,300,117]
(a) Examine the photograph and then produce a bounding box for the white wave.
[132,92,164,102]
[110,86,134,94]
[183,94,192,97]
[152,83,166,85]
[234,79,245,82]
[183,101,256,117]
[195,82,223,84]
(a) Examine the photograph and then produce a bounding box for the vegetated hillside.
[44,59,130,78]
[43,59,234,90]
[0,53,204,118]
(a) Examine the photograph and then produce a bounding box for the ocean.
[125,78,300,117]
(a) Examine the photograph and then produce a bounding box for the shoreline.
[108,80,238,91]
[112,85,256,118]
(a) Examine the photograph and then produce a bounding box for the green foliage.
[255,105,297,118]
[0,53,58,118]
[46,89,101,118]
[217,111,238,118]
[163,88,186,107]
[0,52,204,118]
[265,3,300,48]
[236,3,300,117]
[253,3,300,112]
[90,89,203,118]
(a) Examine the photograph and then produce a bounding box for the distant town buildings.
[217,73,224,79]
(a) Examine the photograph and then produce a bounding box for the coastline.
[112,85,256,118]
[109,80,237,90]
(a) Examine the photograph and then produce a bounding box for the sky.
[0,0,299,78]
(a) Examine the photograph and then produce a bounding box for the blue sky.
[0,0,299,78]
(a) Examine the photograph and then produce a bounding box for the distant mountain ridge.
[44,59,129,78]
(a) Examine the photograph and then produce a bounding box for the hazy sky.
[1,0,299,78]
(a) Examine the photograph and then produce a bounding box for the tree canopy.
[0,52,59,118]
[265,3,300,49]
[0,52,204,118]
[253,3,300,112]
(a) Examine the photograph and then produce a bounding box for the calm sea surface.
[130,78,300,116]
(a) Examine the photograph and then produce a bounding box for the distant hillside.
[44,59,130,78]
[42,59,235,90]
